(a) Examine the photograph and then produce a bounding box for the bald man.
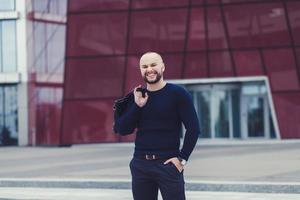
[116,52,200,200]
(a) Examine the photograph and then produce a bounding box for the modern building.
[0,0,299,146]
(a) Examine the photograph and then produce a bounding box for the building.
[0,0,299,146]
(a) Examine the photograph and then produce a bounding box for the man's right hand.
[134,85,148,107]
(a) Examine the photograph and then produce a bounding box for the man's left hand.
[164,157,184,173]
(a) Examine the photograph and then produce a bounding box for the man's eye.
[151,64,156,67]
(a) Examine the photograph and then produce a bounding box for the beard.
[143,71,162,84]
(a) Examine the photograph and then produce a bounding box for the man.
[116,52,200,200]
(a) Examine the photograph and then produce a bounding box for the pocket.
[170,163,181,174]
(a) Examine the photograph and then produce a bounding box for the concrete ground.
[0,139,300,199]
[0,188,299,200]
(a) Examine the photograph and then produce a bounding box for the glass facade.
[0,0,17,146]
[25,0,300,145]
[27,0,67,145]
[188,82,276,139]
[0,20,17,72]
[0,0,15,11]
[0,85,18,145]
[33,0,67,15]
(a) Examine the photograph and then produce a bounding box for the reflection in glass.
[242,83,267,95]
[1,21,17,72]
[0,88,3,145]
[188,81,276,140]
[269,108,276,139]
[34,22,46,73]
[187,8,206,51]
[36,87,63,144]
[213,91,229,138]
[47,24,66,74]
[129,9,187,53]
[247,96,264,137]
[68,13,128,56]
[0,24,2,71]
[33,22,66,74]
[194,91,211,138]
[231,89,240,138]
[0,0,15,11]
[225,3,290,48]
[286,2,300,45]
[33,0,67,16]
[0,85,18,146]
[207,7,228,49]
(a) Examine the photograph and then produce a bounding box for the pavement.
[0,139,300,199]
[0,188,299,200]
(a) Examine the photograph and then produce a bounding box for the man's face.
[139,53,165,84]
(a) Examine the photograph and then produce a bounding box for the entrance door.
[241,95,270,139]
[189,84,238,139]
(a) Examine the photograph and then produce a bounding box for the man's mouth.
[146,72,157,79]
[147,73,156,78]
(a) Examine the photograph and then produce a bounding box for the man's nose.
[146,68,154,73]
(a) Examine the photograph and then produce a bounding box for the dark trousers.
[129,157,185,200]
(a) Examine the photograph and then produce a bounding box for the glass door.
[241,95,270,139]
[212,90,230,138]
[185,81,275,140]
[189,84,238,139]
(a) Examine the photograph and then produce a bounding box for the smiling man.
[116,52,200,200]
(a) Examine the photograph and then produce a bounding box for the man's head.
[139,52,165,84]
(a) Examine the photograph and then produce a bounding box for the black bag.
[113,92,134,134]
[113,88,146,134]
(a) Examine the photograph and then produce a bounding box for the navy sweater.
[116,83,200,161]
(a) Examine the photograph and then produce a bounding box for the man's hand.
[134,85,148,108]
[164,157,184,173]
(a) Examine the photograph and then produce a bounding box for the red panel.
[207,7,228,49]
[184,52,207,78]
[209,51,234,77]
[234,50,264,76]
[187,8,206,51]
[263,48,300,91]
[65,57,126,99]
[221,0,280,3]
[207,0,221,4]
[163,54,184,80]
[62,99,120,144]
[69,0,129,12]
[224,3,291,48]
[287,2,300,45]
[68,13,128,56]
[132,0,188,9]
[191,0,205,5]
[128,9,188,54]
[296,48,300,72]
[273,93,300,138]
[36,87,63,145]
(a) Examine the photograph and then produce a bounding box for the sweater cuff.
[178,151,189,161]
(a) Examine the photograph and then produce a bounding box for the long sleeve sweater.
[116,83,200,161]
